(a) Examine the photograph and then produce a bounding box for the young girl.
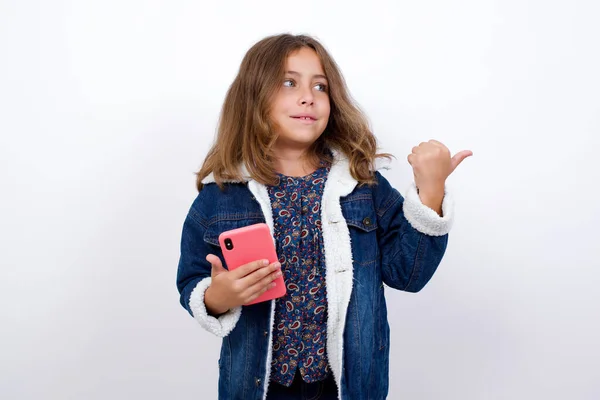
[176,33,471,400]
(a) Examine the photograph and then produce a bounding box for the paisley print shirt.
[266,163,331,386]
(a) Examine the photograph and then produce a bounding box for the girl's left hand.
[407,140,472,192]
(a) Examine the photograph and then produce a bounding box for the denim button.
[363,217,372,226]
[263,330,268,337]
[255,378,261,386]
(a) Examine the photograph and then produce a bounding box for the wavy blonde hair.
[196,33,391,191]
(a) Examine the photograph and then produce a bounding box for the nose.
[298,85,314,106]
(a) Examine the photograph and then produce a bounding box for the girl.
[176,33,471,400]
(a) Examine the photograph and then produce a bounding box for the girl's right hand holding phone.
[203,254,282,316]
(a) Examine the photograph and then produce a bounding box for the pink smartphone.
[218,223,286,305]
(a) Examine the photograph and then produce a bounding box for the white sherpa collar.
[200,148,390,185]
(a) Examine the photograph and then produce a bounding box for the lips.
[291,114,317,121]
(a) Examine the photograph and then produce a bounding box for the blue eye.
[283,79,327,92]
[315,83,327,92]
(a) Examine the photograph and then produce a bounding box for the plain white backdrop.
[1,0,599,399]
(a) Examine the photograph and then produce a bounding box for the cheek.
[321,102,331,119]
[270,94,288,115]
[277,94,296,110]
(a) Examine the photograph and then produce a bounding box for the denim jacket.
[176,150,454,400]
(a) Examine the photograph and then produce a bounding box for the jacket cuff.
[403,182,454,236]
[188,277,242,337]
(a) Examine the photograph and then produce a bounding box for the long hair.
[196,33,391,191]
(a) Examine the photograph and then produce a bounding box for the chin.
[277,133,322,148]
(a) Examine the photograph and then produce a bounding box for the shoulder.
[367,171,404,216]
[340,170,399,207]
[189,183,253,221]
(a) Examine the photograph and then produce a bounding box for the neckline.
[275,159,330,180]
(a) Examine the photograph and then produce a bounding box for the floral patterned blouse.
[266,162,331,386]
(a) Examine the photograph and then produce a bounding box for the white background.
[1,0,599,399]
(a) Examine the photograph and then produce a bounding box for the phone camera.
[224,238,234,250]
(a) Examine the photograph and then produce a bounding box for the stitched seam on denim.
[383,243,402,269]
[377,283,385,351]
[404,233,425,291]
[380,214,410,274]
[342,192,378,233]
[207,213,264,225]
[369,282,379,399]
[188,208,208,228]
[225,335,233,396]
[346,221,378,232]
[340,193,372,203]
[376,190,401,219]
[203,238,220,247]
[358,259,376,267]
[353,292,361,400]
[203,215,265,245]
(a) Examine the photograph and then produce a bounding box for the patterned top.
[266,162,331,386]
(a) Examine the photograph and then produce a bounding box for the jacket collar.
[200,148,386,187]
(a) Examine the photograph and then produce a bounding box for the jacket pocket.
[341,193,379,266]
[203,213,265,247]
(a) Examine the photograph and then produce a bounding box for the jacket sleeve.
[373,172,454,292]
[176,201,242,337]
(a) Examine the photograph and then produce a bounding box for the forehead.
[285,47,325,75]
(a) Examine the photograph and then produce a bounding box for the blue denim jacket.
[176,151,454,400]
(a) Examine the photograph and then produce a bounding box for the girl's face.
[270,47,330,151]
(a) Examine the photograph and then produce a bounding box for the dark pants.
[266,370,338,400]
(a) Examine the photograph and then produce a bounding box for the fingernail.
[275,262,281,268]
[263,259,269,266]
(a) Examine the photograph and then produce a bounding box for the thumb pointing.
[450,150,473,172]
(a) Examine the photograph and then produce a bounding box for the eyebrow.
[285,70,328,81]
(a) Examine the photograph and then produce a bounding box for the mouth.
[290,115,317,121]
